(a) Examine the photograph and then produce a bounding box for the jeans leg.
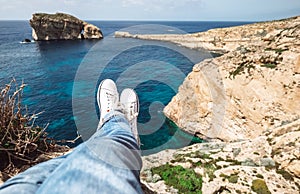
[36,112,143,194]
[0,154,68,194]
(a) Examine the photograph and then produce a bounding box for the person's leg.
[0,154,69,194]
[35,80,142,193]
[36,112,142,194]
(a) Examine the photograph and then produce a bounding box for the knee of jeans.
[100,120,131,135]
[85,139,142,170]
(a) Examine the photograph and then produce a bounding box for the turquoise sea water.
[0,20,252,155]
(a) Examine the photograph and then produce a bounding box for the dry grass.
[0,79,71,179]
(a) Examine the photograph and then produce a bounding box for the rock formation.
[30,13,103,41]
[141,119,300,193]
[117,16,300,193]
[116,16,300,142]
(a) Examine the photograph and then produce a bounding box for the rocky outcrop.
[116,16,300,142]
[166,17,300,141]
[141,119,300,193]
[117,17,300,193]
[30,13,103,41]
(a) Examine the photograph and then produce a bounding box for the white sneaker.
[120,88,140,146]
[97,79,119,127]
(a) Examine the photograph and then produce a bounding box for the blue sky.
[0,0,299,21]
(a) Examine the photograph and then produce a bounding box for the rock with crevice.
[30,13,103,41]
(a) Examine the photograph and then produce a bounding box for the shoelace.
[105,91,117,113]
[126,102,138,121]
[123,102,140,146]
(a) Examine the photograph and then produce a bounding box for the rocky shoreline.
[117,16,300,193]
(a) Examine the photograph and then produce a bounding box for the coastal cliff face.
[117,16,300,141]
[116,16,300,193]
[30,13,103,40]
[164,17,300,141]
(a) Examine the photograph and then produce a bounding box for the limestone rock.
[287,160,300,178]
[30,13,103,41]
[168,17,300,141]
[141,119,300,193]
[82,22,103,39]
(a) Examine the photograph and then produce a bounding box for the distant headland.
[29,13,103,41]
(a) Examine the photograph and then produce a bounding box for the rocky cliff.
[116,16,300,193]
[30,13,103,41]
[116,16,300,142]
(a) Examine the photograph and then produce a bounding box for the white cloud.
[121,0,203,10]
[122,0,144,7]
[118,0,205,19]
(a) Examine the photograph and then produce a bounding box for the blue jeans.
[0,112,143,194]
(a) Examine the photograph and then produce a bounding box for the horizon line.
[0,19,259,22]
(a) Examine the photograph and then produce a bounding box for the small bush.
[229,62,255,79]
[220,173,239,183]
[256,174,264,179]
[228,174,239,183]
[152,163,202,193]
[265,48,288,54]
[251,179,271,194]
[261,63,277,69]
[276,168,294,181]
[203,163,217,181]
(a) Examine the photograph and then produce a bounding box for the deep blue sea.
[0,20,252,155]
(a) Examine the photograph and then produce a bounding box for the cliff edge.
[164,16,300,142]
[30,13,103,41]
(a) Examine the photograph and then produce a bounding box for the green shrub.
[251,179,271,194]
[220,173,239,183]
[276,168,294,181]
[228,174,239,183]
[256,174,264,179]
[152,163,202,193]
[229,63,255,79]
[265,48,288,54]
[261,63,277,69]
[203,163,217,181]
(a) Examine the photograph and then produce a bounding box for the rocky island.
[30,13,103,41]
[117,16,300,193]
